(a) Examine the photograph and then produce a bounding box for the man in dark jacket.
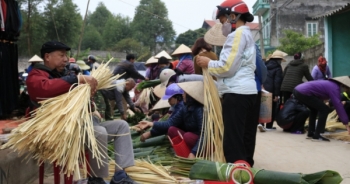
[262,51,284,130]
[281,52,313,103]
[113,54,146,80]
[277,95,309,134]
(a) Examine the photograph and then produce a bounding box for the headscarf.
[318,56,327,73]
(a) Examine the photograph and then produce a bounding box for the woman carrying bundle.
[138,82,204,159]
[196,0,257,164]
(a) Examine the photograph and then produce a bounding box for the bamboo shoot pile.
[197,68,225,162]
[2,59,122,177]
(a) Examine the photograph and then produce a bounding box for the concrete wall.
[302,43,325,72]
[269,0,348,47]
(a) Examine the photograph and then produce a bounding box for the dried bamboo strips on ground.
[197,68,225,162]
[2,59,122,177]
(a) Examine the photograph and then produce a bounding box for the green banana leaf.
[253,169,343,184]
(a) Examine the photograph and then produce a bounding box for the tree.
[176,28,207,47]
[102,14,132,50]
[86,2,112,34]
[44,0,82,48]
[18,8,47,56]
[114,38,151,61]
[278,30,322,55]
[81,25,103,50]
[131,0,175,54]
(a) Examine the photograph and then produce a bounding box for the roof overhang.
[313,3,350,19]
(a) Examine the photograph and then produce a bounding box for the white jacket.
[208,26,257,96]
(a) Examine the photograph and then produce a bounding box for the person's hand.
[347,125,350,135]
[121,114,127,120]
[138,121,153,130]
[79,75,98,95]
[342,101,346,105]
[273,96,279,102]
[145,78,150,81]
[196,56,210,68]
[134,108,141,113]
[188,153,196,159]
[140,132,151,142]
[93,110,102,120]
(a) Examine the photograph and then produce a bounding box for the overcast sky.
[73,0,258,35]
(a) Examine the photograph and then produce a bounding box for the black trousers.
[293,90,329,135]
[282,91,293,104]
[284,109,310,132]
[244,91,261,167]
[222,93,256,164]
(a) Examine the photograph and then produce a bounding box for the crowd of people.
[21,0,350,184]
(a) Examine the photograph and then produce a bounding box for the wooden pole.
[258,15,265,58]
[76,0,91,59]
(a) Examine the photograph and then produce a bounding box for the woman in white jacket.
[196,0,257,164]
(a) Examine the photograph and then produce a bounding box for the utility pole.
[258,14,265,58]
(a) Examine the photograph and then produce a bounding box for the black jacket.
[277,97,309,127]
[281,59,313,92]
[263,59,283,95]
[113,60,145,80]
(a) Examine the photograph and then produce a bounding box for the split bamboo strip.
[196,68,225,162]
[137,87,155,108]
[2,58,123,177]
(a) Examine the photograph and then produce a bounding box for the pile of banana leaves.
[136,80,161,91]
[170,158,343,184]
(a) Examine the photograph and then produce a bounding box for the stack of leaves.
[126,112,146,126]
[188,159,343,184]
[136,79,161,91]
[2,59,123,177]
[197,68,225,162]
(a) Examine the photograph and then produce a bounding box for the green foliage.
[102,15,132,49]
[86,2,113,34]
[81,25,103,50]
[176,28,207,47]
[44,0,82,48]
[73,48,90,60]
[278,30,322,55]
[114,38,151,61]
[131,0,175,53]
[18,7,47,56]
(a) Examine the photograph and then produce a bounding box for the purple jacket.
[295,80,349,125]
[311,65,332,80]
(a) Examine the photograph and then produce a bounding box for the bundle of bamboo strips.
[197,68,225,162]
[123,160,179,184]
[137,87,155,108]
[2,59,122,177]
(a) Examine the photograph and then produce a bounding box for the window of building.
[306,22,318,37]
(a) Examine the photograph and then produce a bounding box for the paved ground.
[32,127,350,184]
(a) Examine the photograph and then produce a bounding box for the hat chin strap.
[226,14,241,24]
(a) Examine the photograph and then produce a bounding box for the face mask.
[221,22,232,37]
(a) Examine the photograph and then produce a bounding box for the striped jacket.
[208,25,257,96]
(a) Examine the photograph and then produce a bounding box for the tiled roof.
[313,3,350,18]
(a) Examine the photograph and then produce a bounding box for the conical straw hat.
[172,44,192,56]
[153,84,165,98]
[177,81,204,104]
[145,56,158,66]
[151,99,170,111]
[204,23,227,46]
[76,60,91,70]
[28,55,43,63]
[155,50,172,60]
[330,76,350,88]
[269,50,288,62]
